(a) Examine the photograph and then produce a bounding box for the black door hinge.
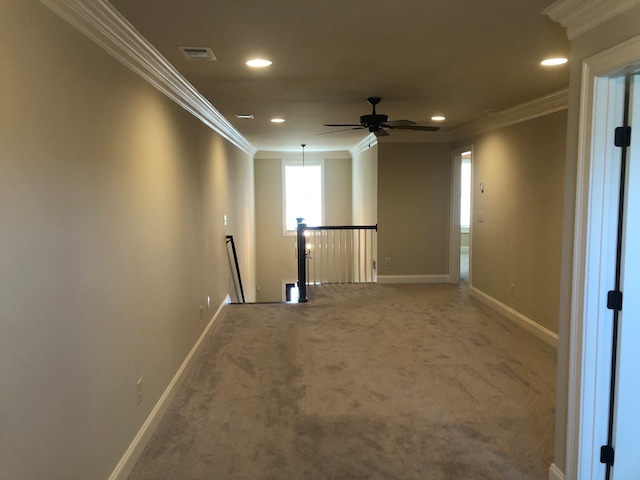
[615,126,632,147]
[600,444,615,466]
[607,290,623,311]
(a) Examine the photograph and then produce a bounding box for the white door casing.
[567,36,640,480]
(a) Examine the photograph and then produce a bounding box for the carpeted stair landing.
[128,283,556,480]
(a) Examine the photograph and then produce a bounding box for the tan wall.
[254,155,351,302]
[552,4,640,473]
[326,157,353,226]
[377,143,452,277]
[352,145,378,225]
[457,111,567,334]
[0,2,255,479]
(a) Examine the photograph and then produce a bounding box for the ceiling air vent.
[178,47,217,61]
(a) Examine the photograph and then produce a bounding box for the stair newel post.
[296,218,308,303]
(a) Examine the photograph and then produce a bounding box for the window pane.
[285,164,322,231]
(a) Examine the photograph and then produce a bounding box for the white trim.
[108,297,229,480]
[349,135,378,157]
[565,36,640,480]
[543,0,640,40]
[549,463,566,480]
[449,89,569,141]
[377,274,450,284]
[579,34,640,77]
[564,58,596,480]
[38,0,256,156]
[255,150,351,160]
[470,286,559,348]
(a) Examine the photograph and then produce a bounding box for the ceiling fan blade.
[387,125,440,132]
[374,129,389,137]
[383,119,416,127]
[323,123,362,127]
[317,127,365,136]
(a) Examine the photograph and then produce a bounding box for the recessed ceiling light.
[431,115,446,121]
[235,114,255,119]
[246,58,272,68]
[271,118,285,123]
[541,57,568,66]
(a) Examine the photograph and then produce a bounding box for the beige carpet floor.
[128,283,556,480]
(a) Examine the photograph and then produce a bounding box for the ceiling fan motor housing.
[360,114,388,130]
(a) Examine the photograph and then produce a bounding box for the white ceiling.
[109,0,569,153]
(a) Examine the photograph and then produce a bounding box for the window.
[283,161,323,232]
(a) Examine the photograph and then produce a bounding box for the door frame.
[566,35,640,480]
[449,145,473,284]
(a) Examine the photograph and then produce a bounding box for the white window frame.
[282,158,325,235]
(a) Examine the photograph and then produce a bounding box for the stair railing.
[225,235,245,303]
[296,220,377,302]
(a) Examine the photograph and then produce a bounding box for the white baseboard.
[470,286,558,348]
[108,296,230,480]
[549,463,566,480]
[377,274,450,284]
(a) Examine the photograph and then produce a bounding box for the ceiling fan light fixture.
[541,57,568,66]
[246,58,272,68]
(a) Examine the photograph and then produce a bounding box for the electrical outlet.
[385,257,391,266]
[136,378,143,405]
[372,260,376,270]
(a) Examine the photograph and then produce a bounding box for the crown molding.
[254,150,351,160]
[449,88,569,141]
[39,0,256,156]
[543,0,640,40]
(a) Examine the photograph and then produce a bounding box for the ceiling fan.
[321,97,440,137]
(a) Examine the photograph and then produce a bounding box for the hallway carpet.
[128,283,556,480]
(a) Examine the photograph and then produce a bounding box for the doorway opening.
[450,146,473,284]
[285,282,299,303]
[460,151,472,282]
